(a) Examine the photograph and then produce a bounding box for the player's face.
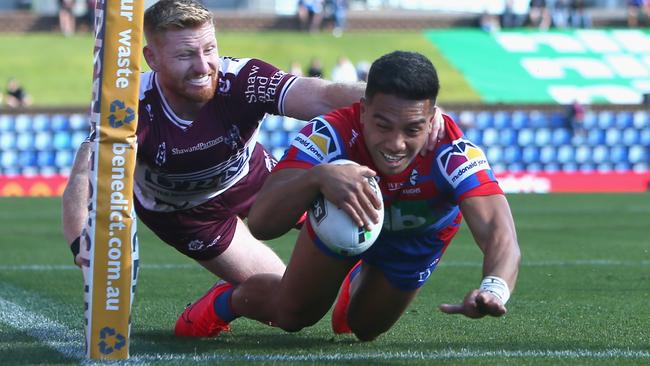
[360,93,434,175]
[145,22,219,114]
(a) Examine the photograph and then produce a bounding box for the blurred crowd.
[480,0,650,32]
[289,56,369,82]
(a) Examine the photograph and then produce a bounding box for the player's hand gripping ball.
[308,159,384,256]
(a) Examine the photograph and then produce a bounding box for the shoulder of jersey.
[219,57,253,76]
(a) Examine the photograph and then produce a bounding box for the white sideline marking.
[0,297,85,361]
[1,289,649,364]
[1,259,648,272]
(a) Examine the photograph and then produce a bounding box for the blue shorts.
[309,212,462,291]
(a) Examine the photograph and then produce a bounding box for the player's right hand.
[315,162,381,230]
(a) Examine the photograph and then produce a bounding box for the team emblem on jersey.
[293,119,340,163]
[437,138,490,188]
[409,168,419,186]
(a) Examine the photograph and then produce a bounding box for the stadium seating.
[0,109,648,175]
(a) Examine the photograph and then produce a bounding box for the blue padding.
[534,128,552,146]
[50,114,69,131]
[615,111,633,128]
[539,146,556,164]
[53,131,71,150]
[510,110,529,129]
[474,111,493,129]
[0,114,14,132]
[16,133,34,151]
[32,114,50,131]
[557,145,575,164]
[481,128,499,146]
[0,150,18,168]
[628,145,648,164]
[597,111,615,129]
[502,146,522,164]
[492,111,511,129]
[522,146,540,164]
[609,146,628,163]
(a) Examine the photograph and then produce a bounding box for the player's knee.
[349,320,389,342]
[274,303,320,332]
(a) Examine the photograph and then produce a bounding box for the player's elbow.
[247,215,276,241]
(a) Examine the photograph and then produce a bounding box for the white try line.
[1,286,649,364]
[1,259,649,272]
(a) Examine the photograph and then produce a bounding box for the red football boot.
[332,262,361,334]
[175,281,233,337]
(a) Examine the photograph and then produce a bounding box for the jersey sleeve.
[223,57,298,116]
[432,115,503,202]
[275,116,348,172]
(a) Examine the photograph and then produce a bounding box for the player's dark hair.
[144,0,213,38]
[365,51,439,105]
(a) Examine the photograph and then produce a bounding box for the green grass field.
[1,193,649,365]
[0,31,479,107]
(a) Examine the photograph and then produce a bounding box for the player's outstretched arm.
[439,194,521,318]
[282,77,365,121]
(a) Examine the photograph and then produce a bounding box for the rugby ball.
[308,159,384,256]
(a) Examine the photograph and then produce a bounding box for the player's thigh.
[275,227,356,329]
[198,218,285,284]
[347,264,418,339]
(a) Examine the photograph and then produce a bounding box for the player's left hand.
[420,107,445,156]
[438,289,507,319]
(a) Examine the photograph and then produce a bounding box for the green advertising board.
[426,29,650,104]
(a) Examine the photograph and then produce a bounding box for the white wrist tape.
[479,276,510,304]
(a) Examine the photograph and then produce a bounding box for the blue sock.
[349,262,362,283]
[213,288,239,323]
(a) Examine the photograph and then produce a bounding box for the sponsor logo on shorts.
[437,138,490,188]
[188,239,204,251]
[293,119,340,163]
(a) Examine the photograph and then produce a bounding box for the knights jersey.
[275,103,503,235]
[135,57,297,212]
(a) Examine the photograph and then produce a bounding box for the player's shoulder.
[219,56,254,76]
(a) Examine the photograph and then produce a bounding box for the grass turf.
[0,193,649,365]
[0,31,479,107]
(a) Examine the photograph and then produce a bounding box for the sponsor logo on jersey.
[155,142,166,166]
[293,119,340,162]
[187,239,204,251]
[437,138,490,188]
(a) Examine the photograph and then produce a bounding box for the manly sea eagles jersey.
[275,103,504,235]
[135,57,297,212]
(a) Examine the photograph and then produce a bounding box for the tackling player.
[174,50,521,341]
[61,0,446,333]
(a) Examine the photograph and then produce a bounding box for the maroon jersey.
[134,57,297,212]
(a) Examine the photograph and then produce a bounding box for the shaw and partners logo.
[438,138,490,188]
[108,99,135,128]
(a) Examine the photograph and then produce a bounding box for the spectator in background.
[627,0,649,27]
[480,0,504,32]
[569,0,592,28]
[4,78,32,108]
[297,0,325,32]
[529,0,551,30]
[307,57,324,78]
[331,56,358,83]
[356,60,370,82]
[566,99,586,139]
[547,0,570,28]
[289,61,304,76]
[58,0,76,36]
[330,0,348,37]
[502,0,530,28]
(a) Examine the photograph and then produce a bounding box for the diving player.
[174,51,521,341]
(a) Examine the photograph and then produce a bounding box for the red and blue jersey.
[276,103,503,236]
